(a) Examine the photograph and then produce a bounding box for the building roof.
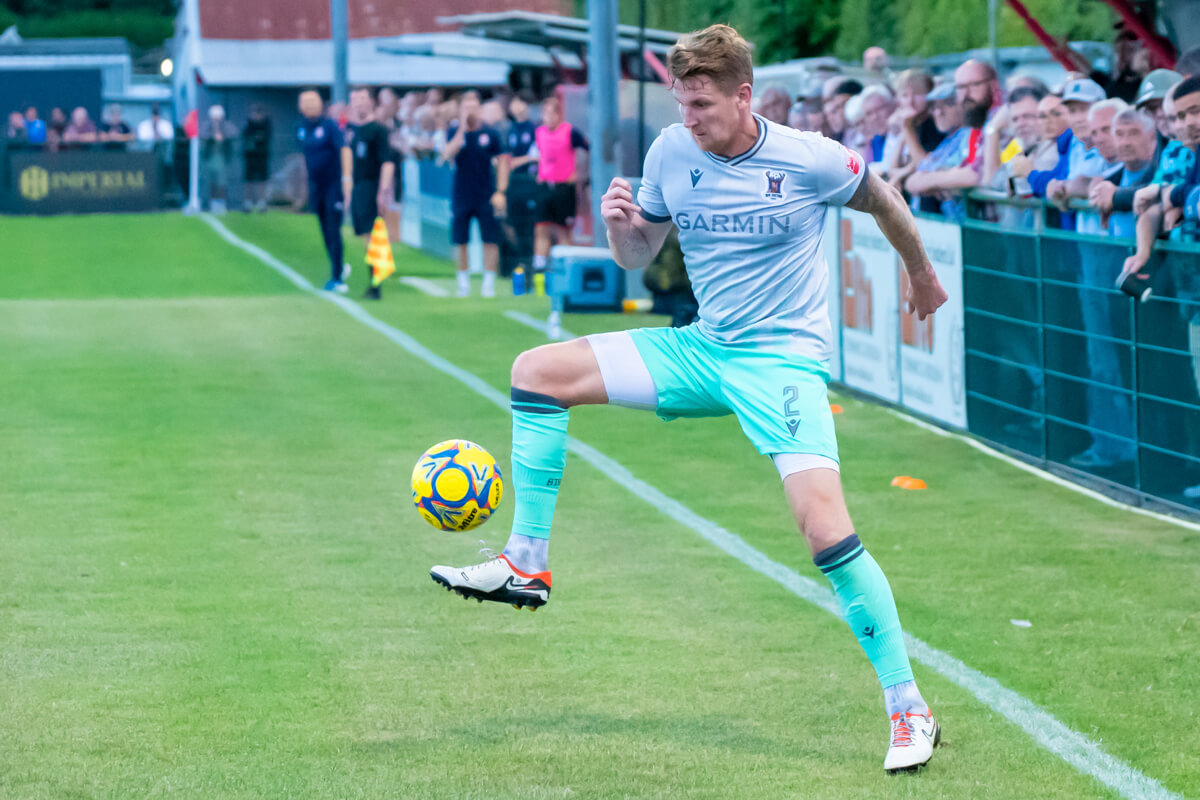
[196,38,508,87]
[375,32,582,69]
[0,32,129,58]
[437,10,680,54]
[197,0,570,40]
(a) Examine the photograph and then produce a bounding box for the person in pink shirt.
[532,95,589,277]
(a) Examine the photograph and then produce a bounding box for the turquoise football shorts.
[626,324,839,460]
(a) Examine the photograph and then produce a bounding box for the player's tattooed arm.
[601,177,672,270]
[846,170,948,320]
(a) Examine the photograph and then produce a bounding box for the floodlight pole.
[587,0,620,244]
[637,0,646,176]
[331,0,348,104]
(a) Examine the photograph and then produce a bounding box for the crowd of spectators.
[2,103,166,150]
[755,37,1200,261]
[754,35,1200,484]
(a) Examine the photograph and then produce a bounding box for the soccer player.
[431,24,948,773]
[297,90,349,293]
[342,87,396,300]
[531,95,590,279]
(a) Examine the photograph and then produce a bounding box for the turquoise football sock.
[507,388,569,542]
[815,534,915,690]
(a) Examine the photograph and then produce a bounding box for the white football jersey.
[637,115,866,361]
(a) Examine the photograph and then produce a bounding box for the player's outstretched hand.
[601,177,641,228]
[906,267,949,321]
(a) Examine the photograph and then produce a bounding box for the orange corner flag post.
[366,217,395,288]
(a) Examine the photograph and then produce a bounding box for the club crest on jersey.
[763,170,786,200]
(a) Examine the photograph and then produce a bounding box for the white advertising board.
[900,217,967,429]
[837,210,900,402]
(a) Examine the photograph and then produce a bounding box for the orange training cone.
[830,404,844,414]
[366,217,395,287]
[890,476,928,490]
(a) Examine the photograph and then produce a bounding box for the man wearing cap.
[1020,78,1106,228]
[1089,70,1182,222]
[1135,69,1184,138]
[902,61,997,216]
[901,82,966,215]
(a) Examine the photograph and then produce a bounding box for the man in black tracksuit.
[343,87,395,299]
[297,90,347,293]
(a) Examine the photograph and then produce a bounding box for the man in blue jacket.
[297,90,349,293]
[1018,78,1107,229]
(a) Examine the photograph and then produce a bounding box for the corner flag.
[366,217,395,287]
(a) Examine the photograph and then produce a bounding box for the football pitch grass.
[2,212,1198,799]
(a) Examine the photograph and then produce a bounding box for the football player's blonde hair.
[667,24,754,96]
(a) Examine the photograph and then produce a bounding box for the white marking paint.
[200,213,1181,800]
[503,310,577,341]
[400,276,450,297]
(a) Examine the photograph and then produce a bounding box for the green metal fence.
[960,200,1200,512]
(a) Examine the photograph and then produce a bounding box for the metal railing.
[956,189,1200,512]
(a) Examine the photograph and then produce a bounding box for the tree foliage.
[591,0,1115,67]
[1,0,174,48]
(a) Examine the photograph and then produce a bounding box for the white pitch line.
[199,213,1181,800]
[883,409,1200,534]
[503,310,576,341]
[399,276,449,297]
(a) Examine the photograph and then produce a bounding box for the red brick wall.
[200,0,573,40]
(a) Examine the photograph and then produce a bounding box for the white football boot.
[884,709,940,773]
[430,554,551,611]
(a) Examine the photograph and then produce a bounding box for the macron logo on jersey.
[690,168,703,187]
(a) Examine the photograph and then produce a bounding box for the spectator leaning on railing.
[884,69,941,189]
[23,106,45,145]
[99,104,134,149]
[47,107,67,149]
[1088,70,1183,219]
[902,82,965,215]
[982,85,1046,196]
[902,60,998,217]
[1049,98,1125,234]
[5,110,26,143]
[62,106,97,145]
[1021,78,1106,229]
[1092,108,1158,237]
[1122,76,1200,283]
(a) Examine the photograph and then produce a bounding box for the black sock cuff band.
[813,533,864,574]
[511,387,568,414]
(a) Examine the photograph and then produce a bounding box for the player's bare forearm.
[848,171,932,278]
[607,223,656,271]
[847,171,947,319]
[600,177,671,270]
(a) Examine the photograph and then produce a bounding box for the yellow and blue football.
[411,439,503,532]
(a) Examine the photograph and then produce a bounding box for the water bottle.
[533,271,546,297]
[512,266,526,296]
